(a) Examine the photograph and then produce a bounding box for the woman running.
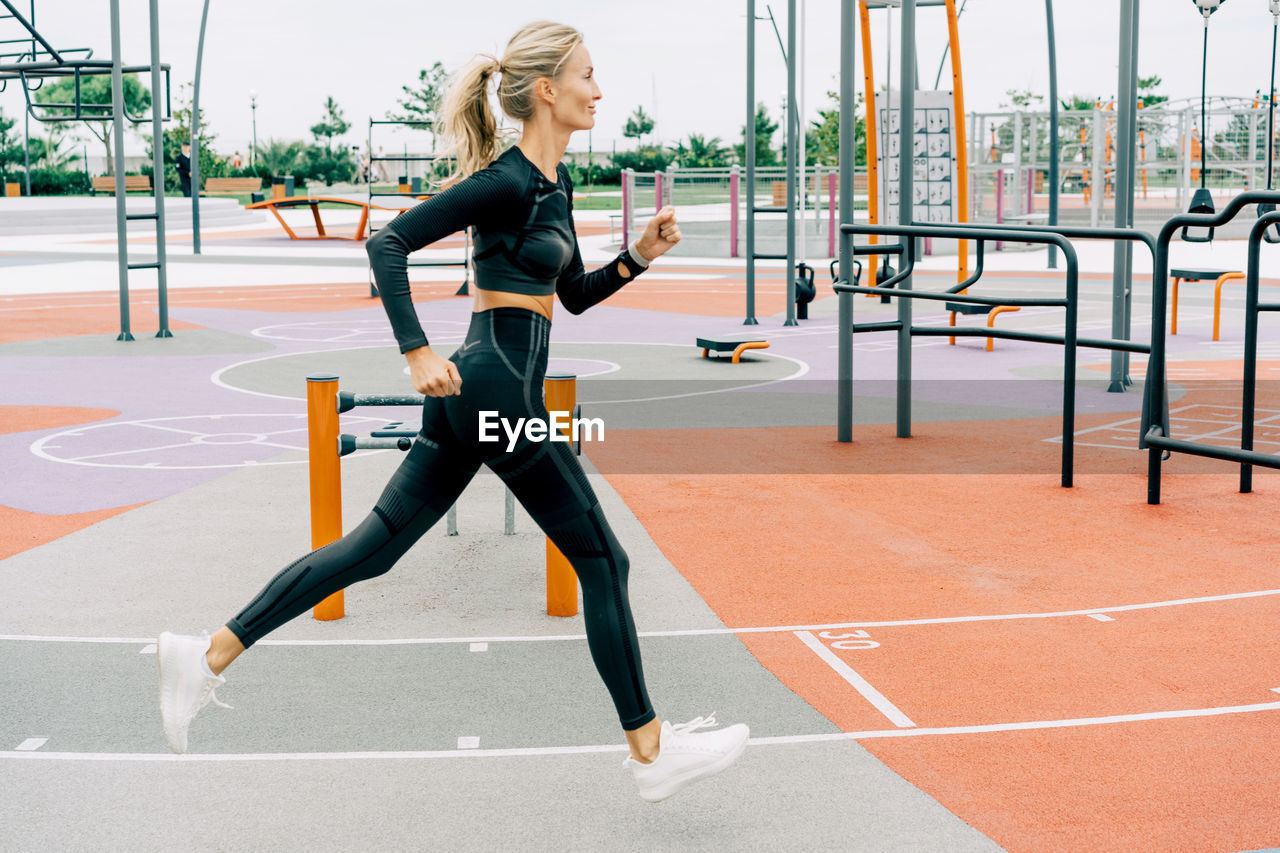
[157,20,749,803]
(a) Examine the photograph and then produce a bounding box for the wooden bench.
[91,175,151,195]
[203,177,263,196]
[696,334,770,364]
[1170,267,1246,341]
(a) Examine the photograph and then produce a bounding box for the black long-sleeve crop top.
[366,144,647,353]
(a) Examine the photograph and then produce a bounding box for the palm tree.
[257,138,307,176]
[678,133,730,168]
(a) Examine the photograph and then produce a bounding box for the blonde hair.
[435,21,583,187]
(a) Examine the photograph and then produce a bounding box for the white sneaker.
[157,631,231,754]
[623,713,750,802]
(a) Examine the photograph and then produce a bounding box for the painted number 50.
[819,630,880,650]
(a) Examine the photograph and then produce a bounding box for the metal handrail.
[1145,195,1280,503]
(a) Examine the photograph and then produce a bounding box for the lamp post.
[192,0,210,254]
[250,90,257,170]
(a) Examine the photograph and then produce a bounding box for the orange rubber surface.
[597,439,1280,851]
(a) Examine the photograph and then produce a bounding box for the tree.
[675,133,730,168]
[32,74,151,175]
[806,90,866,167]
[623,106,654,149]
[389,62,449,150]
[1000,88,1045,110]
[31,125,82,171]
[0,109,23,182]
[256,138,307,178]
[1137,75,1168,109]
[143,82,225,192]
[1061,94,1100,112]
[309,96,350,153]
[733,103,780,166]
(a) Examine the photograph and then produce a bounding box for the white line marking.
[139,644,156,654]
[794,631,915,728]
[14,738,47,751]
[7,587,1277,647]
[457,737,480,750]
[4,701,1277,762]
[470,643,488,652]
[1088,614,1115,622]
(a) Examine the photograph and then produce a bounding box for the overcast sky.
[1,0,1274,159]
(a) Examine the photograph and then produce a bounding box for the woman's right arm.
[366,168,520,354]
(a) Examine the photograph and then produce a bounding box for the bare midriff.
[473,287,555,321]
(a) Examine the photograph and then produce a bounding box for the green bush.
[15,168,92,195]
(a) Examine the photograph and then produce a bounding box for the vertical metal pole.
[746,0,758,325]
[897,0,915,439]
[109,0,132,341]
[784,0,798,326]
[730,164,740,258]
[1109,0,1138,392]
[837,0,855,443]
[22,103,30,195]
[1090,108,1104,227]
[1012,111,1023,214]
[1046,0,1059,269]
[191,0,211,255]
[621,168,631,250]
[148,0,170,338]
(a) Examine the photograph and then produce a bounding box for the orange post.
[858,1,879,289]
[544,372,578,617]
[944,0,969,284]
[307,374,344,621]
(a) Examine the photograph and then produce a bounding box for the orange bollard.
[307,374,344,621]
[544,372,579,617]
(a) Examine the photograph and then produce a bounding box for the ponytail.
[435,21,583,188]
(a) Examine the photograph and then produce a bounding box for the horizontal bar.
[1258,303,1280,312]
[371,156,440,162]
[752,253,790,260]
[406,260,468,267]
[939,221,1156,254]
[126,263,160,270]
[337,390,424,413]
[842,222,1076,257]
[912,326,1148,353]
[125,213,157,221]
[750,207,792,214]
[338,434,414,457]
[852,243,904,256]
[836,284,1067,308]
[851,321,904,334]
[1144,429,1280,470]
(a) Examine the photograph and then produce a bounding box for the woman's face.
[550,43,602,132]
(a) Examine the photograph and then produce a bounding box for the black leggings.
[227,308,655,730]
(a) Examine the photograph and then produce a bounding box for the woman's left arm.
[556,185,682,314]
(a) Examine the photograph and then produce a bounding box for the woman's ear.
[535,77,556,105]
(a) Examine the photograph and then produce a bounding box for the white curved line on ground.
[28,413,389,470]
[4,701,1278,762]
[4,587,1277,646]
[209,345,392,402]
[211,341,809,406]
[558,342,810,404]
